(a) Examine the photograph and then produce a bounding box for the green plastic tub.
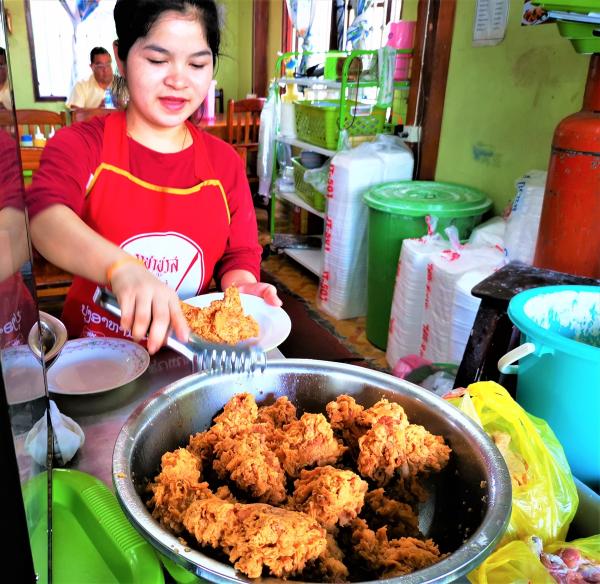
[363,181,492,349]
[23,469,164,584]
[294,100,387,150]
[291,157,326,212]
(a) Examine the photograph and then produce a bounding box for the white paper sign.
[473,0,509,47]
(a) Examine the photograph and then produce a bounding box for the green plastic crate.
[294,100,386,150]
[292,157,326,212]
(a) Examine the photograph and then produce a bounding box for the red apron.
[62,112,230,339]
[0,274,37,349]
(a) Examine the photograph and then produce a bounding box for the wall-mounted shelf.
[275,135,337,157]
[269,49,411,279]
[277,188,326,218]
[283,248,323,276]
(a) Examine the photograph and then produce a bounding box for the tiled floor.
[256,207,390,371]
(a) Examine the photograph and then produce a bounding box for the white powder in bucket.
[524,290,600,348]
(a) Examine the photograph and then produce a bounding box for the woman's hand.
[236,281,282,307]
[109,260,189,354]
[221,269,282,307]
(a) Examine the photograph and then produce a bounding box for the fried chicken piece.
[363,488,421,539]
[181,286,259,345]
[387,475,431,509]
[351,518,444,578]
[257,396,298,428]
[305,532,350,583]
[183,496,237,549]
[291,466,368,530]
[357,399,409,429]
[326,396,409,454]
[187,393,258,463]
[326,395,366,450]
[213,429,287,505]
[147,448,212,533]
[183,499,327,579]
[214,484,238,502]
[225,504,327,578]
[276,413,347,477]
[358,417,451,486]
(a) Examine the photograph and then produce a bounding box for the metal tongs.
[93,287,266,375]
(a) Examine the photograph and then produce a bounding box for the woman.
[27,0,279,354]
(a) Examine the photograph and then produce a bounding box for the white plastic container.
[318,135,414,320]
[504,170,547,264]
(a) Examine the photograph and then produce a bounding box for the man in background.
[66,47,113,109]
[0,48,11,110]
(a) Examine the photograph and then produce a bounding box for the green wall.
[435,0,589,213]
[5,0,254,112]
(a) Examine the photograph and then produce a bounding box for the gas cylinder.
[533,53,600,278]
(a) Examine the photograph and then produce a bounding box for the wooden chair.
[15,110,72,308]
[226,98,265,192]
[16,109,67,140]
[20,147,43,173]
[70,107,114,124]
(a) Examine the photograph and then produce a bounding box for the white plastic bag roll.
[386,234,446,368]
[420,245,505,364]
[318,136,414,320]
[504,170,547,264]
[449,268,496,364]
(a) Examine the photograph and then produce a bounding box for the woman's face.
[118,11,214,129]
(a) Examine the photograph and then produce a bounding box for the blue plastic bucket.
[499,285,600,489]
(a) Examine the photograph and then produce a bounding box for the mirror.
[24,0,117,101]
[0,1,50,581]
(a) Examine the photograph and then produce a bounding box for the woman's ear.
[113,40,126,77]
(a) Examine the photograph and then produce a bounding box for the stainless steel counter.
[53,347,283,489]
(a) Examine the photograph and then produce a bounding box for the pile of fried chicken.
[181,286,259,345]
[147,393,452,581]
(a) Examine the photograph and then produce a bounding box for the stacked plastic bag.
[386,223,506,368]
[386,219,446,365]
[318,135,414,320]
[504,170,547,264]
[419,231,505,363]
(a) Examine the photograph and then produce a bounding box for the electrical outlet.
[400,125,421,143]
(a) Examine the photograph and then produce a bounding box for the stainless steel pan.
[113,360,512,584]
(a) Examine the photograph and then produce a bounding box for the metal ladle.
[28,311,68,368]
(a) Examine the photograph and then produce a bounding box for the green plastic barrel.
[363,181,492,350]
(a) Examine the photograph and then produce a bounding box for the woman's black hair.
[114,0,220,66]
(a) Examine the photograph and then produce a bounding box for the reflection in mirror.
[25,0,117,101]
[0,2,49,581]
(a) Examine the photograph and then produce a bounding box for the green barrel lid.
[363,181,492,217]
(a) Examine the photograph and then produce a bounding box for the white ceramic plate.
[1,345,46,405]
[183,293,291,352]
[47,338,150,396]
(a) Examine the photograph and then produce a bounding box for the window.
[25,0,116,101]
[288,0,403,53]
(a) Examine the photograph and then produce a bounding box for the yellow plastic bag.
[448,381,578,545]
[468,540,554,584]
[469,535,600,584]
[546,533,600,559]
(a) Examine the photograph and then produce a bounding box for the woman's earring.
[112,74,130,109]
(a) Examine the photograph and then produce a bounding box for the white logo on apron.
[121,232,204,298]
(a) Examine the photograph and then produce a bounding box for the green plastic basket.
[291,157,326,212]
[295,100,386,150]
